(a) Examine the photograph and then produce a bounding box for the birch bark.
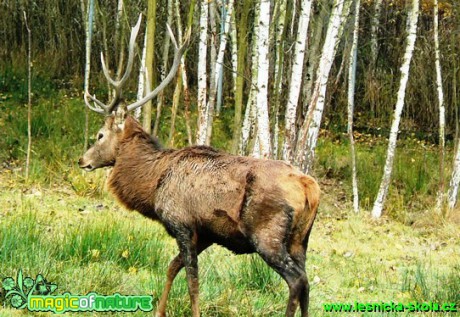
[254,0,272,158]
[136,32,147,120]
[434,0,446,210]
[370,0,383,65]
[348,0,361,213]
[372,0,419,218]
[206,0,235,144]
[196,0,209,145]
[295,0,345,172]
[283,0,313,162]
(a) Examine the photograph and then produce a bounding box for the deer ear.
[114,106,127,131]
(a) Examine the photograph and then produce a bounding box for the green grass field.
[0,169,458,316]
[0,92,459,316]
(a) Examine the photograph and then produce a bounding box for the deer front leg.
[155,255,182,317]
[155,240,211,317]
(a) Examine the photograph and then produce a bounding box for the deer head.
[79,14,188,171]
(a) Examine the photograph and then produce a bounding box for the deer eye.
[97,133,104,141]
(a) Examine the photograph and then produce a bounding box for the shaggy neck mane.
[107,116,168,218]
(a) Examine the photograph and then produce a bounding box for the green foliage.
[402,263,460,305]
[315,131,446,216]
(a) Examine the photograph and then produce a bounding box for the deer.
[78,14,320,317]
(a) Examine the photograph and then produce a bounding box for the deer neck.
[107,126,169,218]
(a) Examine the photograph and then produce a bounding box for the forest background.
[0,0,459,316]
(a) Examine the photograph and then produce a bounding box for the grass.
[0,170,459,316]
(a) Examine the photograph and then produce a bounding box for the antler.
[126,24,190,113]
[84,13,189,116]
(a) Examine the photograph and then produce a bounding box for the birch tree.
[254,0,272,158]
[143,0,157,134]
[153,0,173,135]
[196,0,209,145]
[294,0,345,172]
[272,0,287,159]
[371,0,419,218]
[283,0,313,162]
[240,4,260,156]
[136,32,147,120]
[434,0,446,210]
[370,0,383,65]
[231,0,251,153]
[24,11,32,180]
[448,136,460,208]
[206,0,235,145]
[82,0,94,151]
[347,0,361,213]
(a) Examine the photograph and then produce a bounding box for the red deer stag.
[79,14,320,317]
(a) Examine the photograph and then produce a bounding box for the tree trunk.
[175,0,195,146]
[294,0,345,172]
[168,68,183,147]
[241,2,260,155]
[206,0,235,144]
[348,0,361,213]
[24,12,32,180]
[136,31,148,120]
[448,138,460,209]
[302,1,329,114]
[153,0,174,136]
[434,0,445,211]
[196,0,209,145]
[231,0,251,154]
[272,0,288,159]
[370,0,383,66]
[143,0,157,135]
[372,0,419,218]
[82,0,95,151]
[254,0,272,159]
[283,0,313,162]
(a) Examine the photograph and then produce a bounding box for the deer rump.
[108,117,319,256]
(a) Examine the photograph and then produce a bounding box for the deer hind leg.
[252,232,307,317]
[289,251,309,317]
[156,240,210,317]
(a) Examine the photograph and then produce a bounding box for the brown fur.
[79,115,320,317]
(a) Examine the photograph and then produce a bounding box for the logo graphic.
[2,269,57,309]
[2,270,153,313]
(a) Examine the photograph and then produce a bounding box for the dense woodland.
[0,0,459,216]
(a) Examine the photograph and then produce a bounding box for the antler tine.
[100,14,142,113]
[84,90,109,115]
[127,24,187,113]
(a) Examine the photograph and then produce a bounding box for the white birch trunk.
[196,0,209,145]
[372,0,419,218]
[448,139,460,209]
[240,92,256,156]
[283,0,313,162]
[272,0,287,159]
[370,0,383,65]
[348,0,361,213]
[295,0,345,172]
[254,0,272,159]
[434,0,445,210]
[241,5,260,156]
[135,32,148,120]
[207,0,235,142]
[83,0,95,151]
[23,12,32,180]
[230,9,238,94]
